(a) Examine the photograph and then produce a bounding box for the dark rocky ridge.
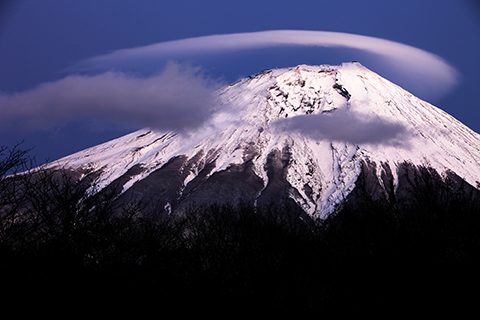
[345,159,480,214]
[109,143,480,220]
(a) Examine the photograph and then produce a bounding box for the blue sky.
[1,0,480,163]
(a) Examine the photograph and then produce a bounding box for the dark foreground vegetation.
[1,144,480,317]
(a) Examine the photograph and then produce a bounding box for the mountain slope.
[49,62,480,218]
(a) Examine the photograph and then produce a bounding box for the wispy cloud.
[0,62,223,133]
[74,30,459,100]
[1,30,459,135]
[273,109,409,146]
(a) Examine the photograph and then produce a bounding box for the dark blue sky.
[1,0,480,163]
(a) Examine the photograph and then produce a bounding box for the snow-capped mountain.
[49,62,480,219]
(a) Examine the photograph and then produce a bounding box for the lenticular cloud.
[77,30,459,98]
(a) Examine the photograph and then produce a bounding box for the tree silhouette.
[1,144,479,317]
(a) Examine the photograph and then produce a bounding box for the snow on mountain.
[48,62,480,218]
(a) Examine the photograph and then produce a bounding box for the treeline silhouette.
[1,144,480,317]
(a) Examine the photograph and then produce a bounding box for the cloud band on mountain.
[0,62,222,133]
[274,109,409,146]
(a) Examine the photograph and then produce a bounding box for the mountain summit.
[50,62,480,218]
